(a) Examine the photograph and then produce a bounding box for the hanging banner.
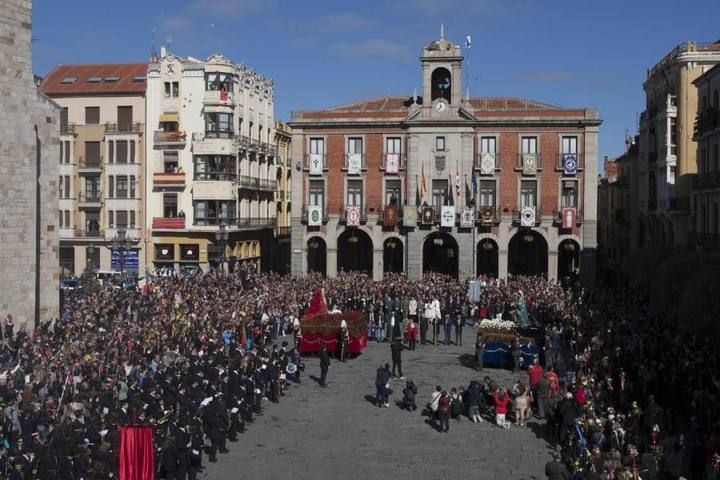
[345,205,361,227]
[441,206,455,227]
[421,206,435,225]
[347,153,362,175]
[480,206,495,225]
[460,208,474,228]
[522,153,538,175]
[383,205,398,227]
[563,154,578,175]
[520,206,536,227]
[385,153,400,174]
[309,154,323,176]
[307,205,322,226]
[403,206,417,227]
[562,207,577,229]
[480,152,496,175]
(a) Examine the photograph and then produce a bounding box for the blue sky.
[33,0,720,163]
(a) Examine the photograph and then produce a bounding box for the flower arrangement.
[478,319,517,331]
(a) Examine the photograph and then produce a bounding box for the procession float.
[477,318,540,369]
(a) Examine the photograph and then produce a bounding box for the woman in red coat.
[493,388,511,429]
[405,321,418,351]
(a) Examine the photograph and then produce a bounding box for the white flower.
[479,319,517,331]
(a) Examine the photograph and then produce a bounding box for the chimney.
[160,46,167,59]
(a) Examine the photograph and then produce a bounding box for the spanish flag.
[420,163,427,202]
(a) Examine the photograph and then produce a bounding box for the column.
[548,250,558,282]
[498,249,508,279]
[373,248,383,282]
[327,247,338,278]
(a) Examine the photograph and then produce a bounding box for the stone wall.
[0,0,60,329]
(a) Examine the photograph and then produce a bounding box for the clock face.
[435,101,447,112]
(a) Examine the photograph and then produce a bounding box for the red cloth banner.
[384,205,398,227]
[304,289,328,317]
[220,90,229,101]
[119,425,155,480]
[561,207,577,229]
[299,331,368,354]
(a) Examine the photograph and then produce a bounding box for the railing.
[236,135,251,148]
[475,206,502,225]
[380,153,406,171]
[301,204,329,224]
[551,207,584,226]
[515,153,543,172]
[304,154,328,171]
[194,217,238,227]
[688,231,720,251]
[105,122,142,134]
[154,130,187,145]
[343,154,368,171]
[194,172,236,182]
[555,153,585,171]
[153,172,186,188]
[203,90,235,106]
[60,124,76,135]
[152,217,186,229]
[238,176,277,190]
[78,192,103,204]
[237,217,277,228]
[267,145,277,157]
[693,170,720,190]
[694,107,720,139]
[276,191,286,201]
[258,142,269,154]
[378,204,404,225]
[78,156,103,170]
[249,139,259,151]
[511,207,544,225]
[275,226,291,237]
[73,228,104,238]
[474,152,501,172]
[340,204,368,224]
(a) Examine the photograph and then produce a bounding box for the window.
[116,141,127,164]
[385,179,401,206]
[108,140,115,163]
[432,179,448,210]
[60,107,68,129]
[87,76,102,83]
[132,76,146,83]
[117,106,133,130]
[436,136,446,151]
[61,77,77,84]
[116,176,128,199]
[385,137,401,154]
[193,200,237,225]
[116,211,128,229]
[108,210,114,229]
[479,180,496,207]
[163,193,178,218]
[480,136,496,153]
[130,211,136,229]
[520,180,537,208]
[61,140,71,164]
[164,81,179,98]
[347,137,363,154]
[205,112,234,139]
[58,176,63,198]
[194,155,237,181]
[347,179,363,208]
[86,177,100,199]
[130,176,136,198]
[561,180,578,208]
[206,72,233,91]
[309,180,324,207]
[130,140,136,163]
[521,136,537,154]
[85,141,100,165]
[561,136,577,154]
[104,76,120,83]
[164,151,179,172]
[85,106,100,125]
[108,175,114,198]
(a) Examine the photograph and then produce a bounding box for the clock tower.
[421,26,464,116]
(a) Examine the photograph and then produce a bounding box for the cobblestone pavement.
[204,330,554,480]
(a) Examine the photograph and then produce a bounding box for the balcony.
[304,154,328,173]
[192,132,235,155]
[60,124,76,135]
[154,130,187,148]
[78,156,103,174]
[343,154,368,172]
[380,153,406,173]
[301,204,329,224]
[555,153,585,172]
[194,217,238,227]
[551,207,584,226]
[378,204,404,225]
[258,142,269,154]
[236,135,251,150]
[275,226,291,237]
[339,204,368,224]
[73,228,104,238]
[275,191,286,202]
[153,172,186,189]
[78,192,102,208]
[515,153,543,173]
[152,217,186,230]
[237,217,277,229]
[474,152,500,173]
[475,206,502,225]
[688,231,720,251]
[511,207,543,226]
[693,171,720,190]
[104,122,142,135]
[238,176,277,191]
[694,107,720,139]
[203,90,235,107]
[267,145,277,157]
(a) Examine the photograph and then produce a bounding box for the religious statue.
[515,290,530,328]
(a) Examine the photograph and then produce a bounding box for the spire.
[440,23,444,40]
[413,88,417,104]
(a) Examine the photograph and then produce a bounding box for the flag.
[446,175,454,206]
[465,35,472,49]
[465,176,472,207]
[420,164,427,202]
[472,169,478,195]
[415,178,421,207]
[455,168,461,198]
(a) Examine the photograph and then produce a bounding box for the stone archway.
[558,238,580,281]
[383,237,404,274]
[476,238,499,278]
[307,236,326,276]
[508,229,548,277]
[423,232,459,278]
[338,229,373,275]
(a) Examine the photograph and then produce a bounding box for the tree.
[80,260,100,295]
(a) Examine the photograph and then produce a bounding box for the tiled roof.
[40,63,148,96]
[312,95,564,113]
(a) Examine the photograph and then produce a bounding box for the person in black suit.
[544,452,570,480]
[319,345,330,387]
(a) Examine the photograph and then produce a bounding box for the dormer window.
[61,76,77,84]
[87,76,102,83]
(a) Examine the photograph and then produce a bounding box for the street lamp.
[215,221,229,273]
[111,228,129,279]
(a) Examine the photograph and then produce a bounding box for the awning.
[159,112,179,123]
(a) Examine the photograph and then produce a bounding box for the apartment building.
[290,33,601,284]
[145,50,277,273]
[691,63,720,251]
[41,63,147,276]
[638,41,720,248]
[273,120,292,272]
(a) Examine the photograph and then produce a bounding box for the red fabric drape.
[119,425,155,480]
[305,289,328,317]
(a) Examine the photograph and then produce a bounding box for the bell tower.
[421,25,464,113]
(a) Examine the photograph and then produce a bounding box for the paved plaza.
[204,330,554,479]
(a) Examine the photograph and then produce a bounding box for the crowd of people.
[0,263,717,479]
